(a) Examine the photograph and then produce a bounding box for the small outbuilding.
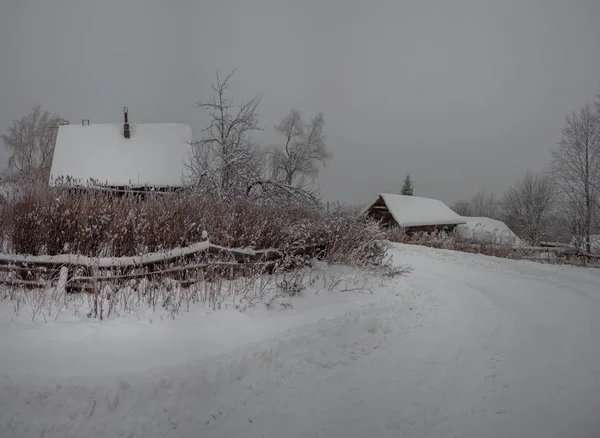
[363,193,466,233]
[457,216,526,248]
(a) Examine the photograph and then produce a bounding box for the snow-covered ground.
[2,244,600,437]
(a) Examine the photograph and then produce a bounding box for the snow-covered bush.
[0,185,387,269]
[387,227,513,259]
[320,211,389,268]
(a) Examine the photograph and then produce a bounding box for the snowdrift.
[457,216,526,248]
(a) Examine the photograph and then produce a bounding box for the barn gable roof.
[49,123,193,188]
[365,193,466,228]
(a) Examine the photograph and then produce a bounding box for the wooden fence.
[0,241,326,292]
[515,245,600,264]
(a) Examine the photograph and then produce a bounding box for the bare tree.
[552,101,600,253]
[556,193,588,246]
[451,201,472,217]
[245,179,321,206]
[468,190,501,219]
[1,104,63,183]
[502,172,556,245]
[271,109,331,186]
[186,70,264,197]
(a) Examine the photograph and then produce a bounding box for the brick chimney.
[123,106,130,139]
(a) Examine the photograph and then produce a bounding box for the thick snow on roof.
[457,216,527,248]
[49,123,193,187]
[376,194,466,228]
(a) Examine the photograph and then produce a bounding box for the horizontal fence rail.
[0,241,327,292]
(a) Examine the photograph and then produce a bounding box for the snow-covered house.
[457,216,526,248]
[49,109,193,192]
[363,193,466,233]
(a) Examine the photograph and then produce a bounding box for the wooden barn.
[49,108,193,194]
[363,193,466,234]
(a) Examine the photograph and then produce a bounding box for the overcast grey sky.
[1,0,599,205]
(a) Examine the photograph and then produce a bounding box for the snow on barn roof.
[366,193,466,228]
[49,123,193,188]
[457,216,526,248]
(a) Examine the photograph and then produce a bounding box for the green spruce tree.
[401,174,414,196]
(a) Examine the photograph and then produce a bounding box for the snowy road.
[2,244,600,437]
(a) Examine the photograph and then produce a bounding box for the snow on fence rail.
[514,245,600,263]
[0,241,326,291]
[0,241,286,269]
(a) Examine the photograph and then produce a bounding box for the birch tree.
[502,171,556,245]
[1,104,63,183]
[451,201,472,216]
[469,190,501,219]
[271,109,330,186]
[552,102,600,253]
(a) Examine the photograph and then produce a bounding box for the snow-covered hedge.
[387,227,514,259]
[0,184,387,269]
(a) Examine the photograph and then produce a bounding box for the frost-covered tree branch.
[462,190,502,219]
[271,109,331,186]
[246,179,321,206]
[186,70,264,197]
[1,104,63,183]
[552,101,600,253]
[451,201,472,216]
[502,171,556,245]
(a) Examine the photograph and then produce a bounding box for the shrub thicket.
[0,184,387,268]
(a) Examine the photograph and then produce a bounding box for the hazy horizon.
[1,0,599,206]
